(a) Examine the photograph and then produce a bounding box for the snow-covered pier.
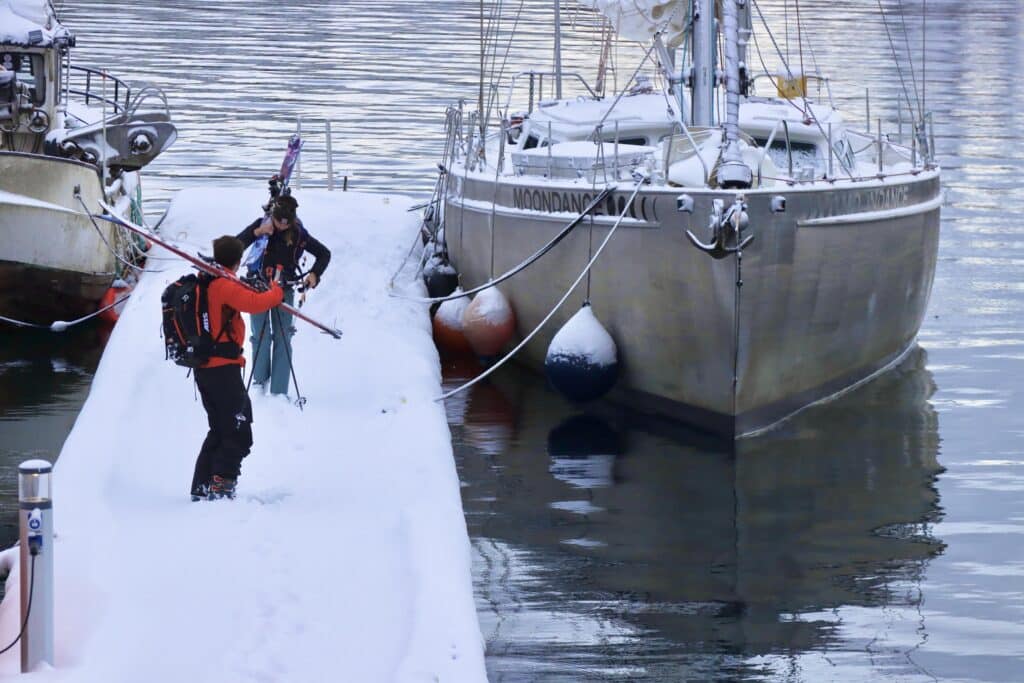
[0,188,486,681]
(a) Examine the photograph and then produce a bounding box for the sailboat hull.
[445,170,940,437]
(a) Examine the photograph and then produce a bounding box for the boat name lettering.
[511,188,654,223]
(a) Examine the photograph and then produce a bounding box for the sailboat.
[0,0,176,324]
[435,0,940,438]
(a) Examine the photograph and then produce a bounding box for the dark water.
[2,1,1022,680]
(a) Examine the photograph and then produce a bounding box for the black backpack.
[161,272,241,368]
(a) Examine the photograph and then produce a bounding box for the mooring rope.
[0,289,132,331]
[390,186,614,305]
[436,178,644,402]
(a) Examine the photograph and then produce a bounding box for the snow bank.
[0,188,485,681]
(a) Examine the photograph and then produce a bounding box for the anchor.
[685,195,754,259]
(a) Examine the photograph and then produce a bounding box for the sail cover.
[580,1,689,47]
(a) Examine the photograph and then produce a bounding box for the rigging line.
[487,122,507,279]
[749,19,855,178]
[784,0,790,65]
[894,0,924,117]
[485,0,526,124]
[922,0,927,118]
[436,179,644,402]
[391,187,614,305]
[750,0,794,78]
[589,43,657,140]
[876,0,922,121]
[795,0,808,118]
[479,0,507,133]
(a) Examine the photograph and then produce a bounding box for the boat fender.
[462,287,516,358]
[98,282,132,324]
[544,303,618,402]
[432,288,473,356]
[423,254,459,299]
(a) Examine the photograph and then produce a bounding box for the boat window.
[604,136,648,146]
[0,52,46,106]
[523,134,540,150]
[754,137,819,172]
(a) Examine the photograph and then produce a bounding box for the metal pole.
[877,118,884,175]
[783,120,793,178]
[827,122,834,180]
[898,102,903,144]
[546,121,553,177]
[295,116,302,190]
[101,74,107,191]
[865,87,870,130]
[928,112,936,166]
[614,120,619,180]
[553,1,563,99]
[326,120,334,191]
[18,460,54,673]
[691,0,715,127]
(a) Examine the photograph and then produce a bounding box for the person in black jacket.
[236,195,331,396]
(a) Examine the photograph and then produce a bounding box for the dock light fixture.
[18,459,54,673]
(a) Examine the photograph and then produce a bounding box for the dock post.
[326,120,335,191]
[18,460,54,673]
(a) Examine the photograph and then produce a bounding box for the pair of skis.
[95,135,341,339]
[245,134,304,274]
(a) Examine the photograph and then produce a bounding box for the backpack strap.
[200,275,242,360]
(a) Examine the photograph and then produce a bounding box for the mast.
[690,0,715,127]
[716,0,752,189]
[553,1,563,99]
[479,0,485,134]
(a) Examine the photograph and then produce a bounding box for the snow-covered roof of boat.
[530,93,680,127]
[0,0,72,48]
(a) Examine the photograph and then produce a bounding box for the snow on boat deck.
[0,188,486,681]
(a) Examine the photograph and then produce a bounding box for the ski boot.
[208,475,237,500]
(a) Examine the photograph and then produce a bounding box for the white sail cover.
[580,0,689,47]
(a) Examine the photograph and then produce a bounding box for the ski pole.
[272,305,306,410]
[246,313,270,391]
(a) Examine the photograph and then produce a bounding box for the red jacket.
[203,277,284,368]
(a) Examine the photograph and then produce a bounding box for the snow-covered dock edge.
[0,188,487,682]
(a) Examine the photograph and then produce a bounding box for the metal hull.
[445,170,941,438]
[0,152,114,323]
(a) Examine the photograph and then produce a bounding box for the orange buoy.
[462,287,516,358]
[432,289,474,357]
[98,282,132,324]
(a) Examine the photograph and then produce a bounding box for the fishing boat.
[432,0,940,438]
[0,0,176,324]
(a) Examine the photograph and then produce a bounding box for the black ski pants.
[191,364,253,494]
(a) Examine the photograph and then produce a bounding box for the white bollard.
[18,460,54,673]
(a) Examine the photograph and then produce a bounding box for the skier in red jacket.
[191,236,283,501]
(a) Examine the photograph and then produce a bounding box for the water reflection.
[0,324,108,549]
[446,347,944,680]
